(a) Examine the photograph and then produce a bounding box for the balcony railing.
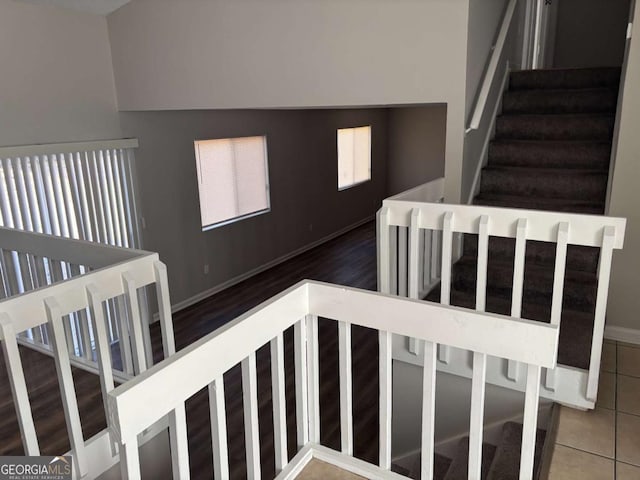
[0,226,175,478]
[108,280,558,480]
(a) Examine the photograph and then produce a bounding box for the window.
[337,126,372,190]
[195,136,270,230]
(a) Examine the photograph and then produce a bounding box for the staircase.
[428,67,621,371]
[393,422,546,480]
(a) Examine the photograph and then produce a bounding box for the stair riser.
[502,89,618,115]
[509,67,621,90]
[462,236,600,273]
[488,142,611,170]
[474,195,605,214]
[495,115,615,141]
[479,170,608,201]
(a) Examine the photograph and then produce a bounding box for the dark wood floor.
[0,221,379,479]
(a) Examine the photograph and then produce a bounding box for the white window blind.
[337,126,372,190]
[0,141,142,372]
[195,136,270,229]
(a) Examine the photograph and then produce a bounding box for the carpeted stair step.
[426,286,594,369]
[451,255,598,314]
[509,67,621,91]
[473,192,605,214]
[502,88,618,115]
[443,438,497,480]
[479,166,608,202]
[488,140,612,170]
[486,422,547,480]
[495,114,615,141]
[462,235,600,274]
[400,453,453,480]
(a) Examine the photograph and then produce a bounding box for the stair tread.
[481,165,609,175]
[509,67,621,91]
[407,453,453,480]
[443,439,497,480]
[502,88,618,115]
[473,193,605,214]
[486,422,547,480]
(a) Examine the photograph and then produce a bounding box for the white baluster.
[306,314,320,444]
[546,222,569,391]
[45,297,87,478]
[0,314,40,455]
[587,226,616,401]
[123,273,147,374]
[439,212,454,364]
[398,227,408,297]
[338,321,353,455]
[469,352,487,480]
[476,215,490,312]
[169,404,190,479]
[154,261,176,358]
[87,284,117,453]
[377,207,391,294]
[508,218,528,382]
[520,364,542,480]
[420,341,437,480]
[119,438,141,480]
[294,317,309,448]
[209,377,229,480]
[379,329,392,470]
[242,353,260,480]
[271,333,288,471]
[408,208,421,354]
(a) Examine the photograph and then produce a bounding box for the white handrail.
[466,0,519,133]
[0,138,139,157]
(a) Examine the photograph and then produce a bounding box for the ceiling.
[16,0,132,15]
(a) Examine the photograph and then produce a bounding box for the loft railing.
[0,138,144,379]
[108,280,558,480]
[378,188,626,408]
[0,227,175,478]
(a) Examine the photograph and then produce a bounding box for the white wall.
[107,0,471,203]
[461,0,521,203]
[606,1,640,332]
[0,0,121,146]
[119,108,388,305]
[465,0,509,120]
[387,106,447,196]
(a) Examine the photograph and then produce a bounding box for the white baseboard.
[160,216,374,319]
[604,325,640,345]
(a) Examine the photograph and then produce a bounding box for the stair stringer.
[393,337,593,410]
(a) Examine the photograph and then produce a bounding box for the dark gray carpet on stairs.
[427,66,620,372]
[392,422,546,480]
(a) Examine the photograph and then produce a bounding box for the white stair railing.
[0,227,175,478]
[378,192,626,409]
[108,280,558,480]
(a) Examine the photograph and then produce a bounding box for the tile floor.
[548,340,640,479]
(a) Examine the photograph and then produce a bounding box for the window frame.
[194,135,271,232]
[337,125,372,191]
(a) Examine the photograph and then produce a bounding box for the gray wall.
[107,0,470,203]
[119,109,388,306]
[606,1,640,332]
[0,0,121,146]
[466,0,509,120]
[553,0,631,68]
[387,106,447,196]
